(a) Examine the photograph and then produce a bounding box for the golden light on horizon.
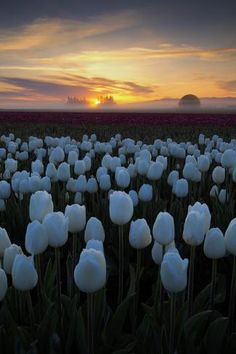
[95,99,101,105]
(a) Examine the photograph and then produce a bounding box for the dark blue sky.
[1,0,236,28]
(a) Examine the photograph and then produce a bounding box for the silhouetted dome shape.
[179,94,201,107]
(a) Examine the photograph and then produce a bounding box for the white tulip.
[188,202,211,234]
[0,228,11,257]
[203,228,225,259]
[174,179,188,198]
[84,217,105,242]
[87,177,98,194]
[116,169,130,189]
[74,249,106,293]
[153,212,175,245]
[25,220,48,255]
[183,211,206,246]
[65,204,86,233]
[109,191,133,225]
[221,149,236,168]
[151,241,163,265]
[138,184,153,202]
[12,255,38,291]
[3,244,23,274]
[225,218,236,255]
[197,155,210,172]
[57,162,70,182]
[128,190,139,207]
[129,219,152,249]
[99,174,111,191]
[29,191,54,222]
[43,212,69,248]
[160,251,188,293]
[212,166,225,184]
[0,181,11,199]
[86,240,104,253]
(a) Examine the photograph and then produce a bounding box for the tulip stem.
[87,293,95,354]
[35,254,42,317]
[210,259,217,310]
[72,232,77,296]
[135,249,142,323]
[118,225,124,304]
[55,248,63,341]
[187,245,196,317]
[27,291,35,328]
[169,293,176,354]
[229,256,236,332]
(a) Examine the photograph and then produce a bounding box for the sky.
[0,0,236,108]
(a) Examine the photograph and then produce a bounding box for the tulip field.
[1,118,236,354]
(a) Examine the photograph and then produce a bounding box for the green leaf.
[204,317,229,354]
[104,293,135,347]
[184,310,221,354]
[75,306,87,353]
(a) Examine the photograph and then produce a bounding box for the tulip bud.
[188,202,211,234]
[43,212,69,248]
[68,150,78,165]
[160,251,188,293]
[151,241,163,265]
[183,211,206,246]
[203,228,225,259]
[75,175,87,192]
[128,190,139,207]
[65,204,86,233]
[174,179,188,198]
[29,191,54,222]
[129,219,152,249]
[137,159,150,176]
[109,191,133,225]
[87,177,98,194]
[197,155,210,172]
[86,240,104,253]
[84,217,105,242]
[225,218,236,255]
[5,158,17,173]
[3,244,23,274]
[0,181,11,199]
[138,184,153,202]
[12,255,38,291]
[25,220,48,255]
[29,175,41,193]
[221,149,236,168]
[167,170,179,187]
[115,168,130,189]
[210,185,219,198]
[153,212,175,245]
[46,163,58,181]
[218,189,228,204]
[147,162,163,180]
[74,160,86,175]
[57,162,70,182]
[212,166,225,184]
[99,174,111,191]
[41,176,51,192]
[0,268,7,301]
[74,249,106,293]
[0,228,11,257]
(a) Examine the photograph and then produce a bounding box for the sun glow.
[95,99,101,105]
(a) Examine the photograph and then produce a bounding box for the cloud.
[0,74,157,102]
[0,10,142,52]
[217,80,236,92]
